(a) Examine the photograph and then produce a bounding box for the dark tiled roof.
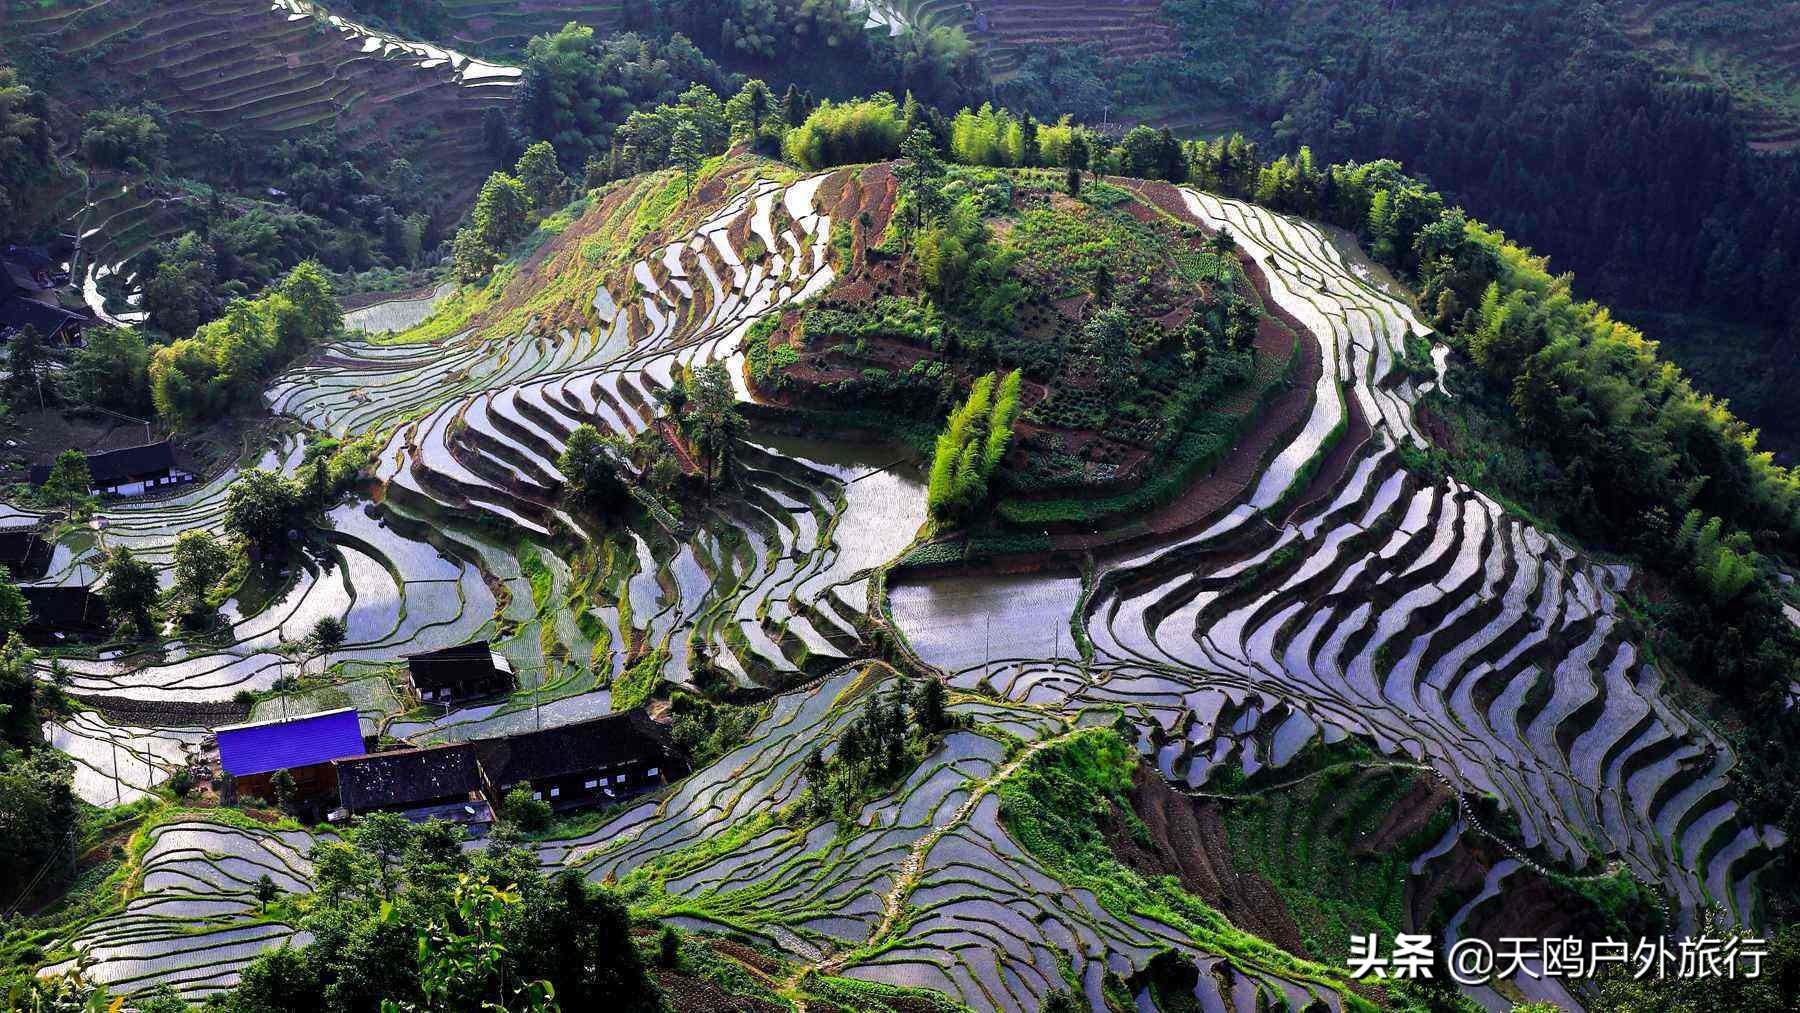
[0,528,53,580]
[336,743,484,812]
[216,707,366,778]
[404,640,501,691]
[474,709,677,786]
[20,586,109,631]
[29,441,176,487]
[0,296,83,339]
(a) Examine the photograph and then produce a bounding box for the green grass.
[1218,762,1450,964]
[611,647,670,711]
[996,729,1380,1008]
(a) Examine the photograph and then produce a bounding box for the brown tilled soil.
[1108,767,1310,957]
[1416,405,1456,454]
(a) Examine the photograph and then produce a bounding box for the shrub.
[926,370,1023,523]
[503,786,553,832]
[782,96,904,169]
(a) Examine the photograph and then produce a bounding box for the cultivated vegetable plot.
[895,190,1780,931]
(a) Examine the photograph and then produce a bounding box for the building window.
[532,791,542,801]
[583,780,598,790]
[647,767,660,778]
[549,787,560,798]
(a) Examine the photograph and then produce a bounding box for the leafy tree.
[0,631,40,749]
[513,141,566,212]
[312,615,346,673]
[169,530,232,629]
[781,84,807,127]
[0,747,76,906]
[657,925,680,969]
[724,79,776,147]
[680,362,745,485]
[913,677,951,733]
[140,234,221,339]
[926,370,1023,523]
[453,172,532,282]
[557,424,629,514]
[275,260,341,348]
[6,324,49,411]
[37,450,92,511]
[147,262,338,425]
[1086,306,1136,397]
[0,66,53,226]
[255,873,280,911]
[782,95,905,169]
[223,468,303,552]
[67,327,152,417]
[221,819,655,1012]
[519,24,731,171]
[949,103,1028,166]
[502,786,552,833]
[895,128,948,246]
[270,769,298,814]
[100,546,159,638]
[0,574,26,644]
[670,120,704,195]
[79,107,165,173]
[387,875,556,1013]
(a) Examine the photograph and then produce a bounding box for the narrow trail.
[818,722,1081,975]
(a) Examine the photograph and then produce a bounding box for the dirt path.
[816,723,1080,975]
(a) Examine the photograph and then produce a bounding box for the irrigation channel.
[14,173,1780,1009]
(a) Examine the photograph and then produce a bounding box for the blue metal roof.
[216,707,366,777]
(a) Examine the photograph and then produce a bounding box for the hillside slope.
[12,151,1782,1006]
[1,0,517,235]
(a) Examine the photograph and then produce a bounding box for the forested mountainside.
[4,2,1800,1011]
[875,0,1800,459]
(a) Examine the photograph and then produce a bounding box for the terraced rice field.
[893,186,1784,938]
[486,667,1355,1011]
[859,0,1179,79]
[30,170,911,731]
[42,819,322,999]
[20,169,1784,1007]
[268,171,924,690]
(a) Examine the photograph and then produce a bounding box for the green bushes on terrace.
[782,95,905,169]
[926,369,1021,524]
[148,261,339,427]
[999,728,1377,1007]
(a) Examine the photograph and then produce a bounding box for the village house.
[1,246,86,346]
[402,640,516,705]
[19,585,110,644]
[214,707,367,804]
[29,441,195,498]
[473,710,682,811]
[333,743,496,835]
[0,526,54,581]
